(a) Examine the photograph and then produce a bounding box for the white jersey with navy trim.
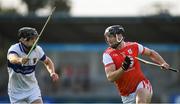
[7,42,46,93]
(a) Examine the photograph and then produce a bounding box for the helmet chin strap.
[117,36,124,43]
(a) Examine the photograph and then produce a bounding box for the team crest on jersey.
[128,49,133,54]
[33,58,38,64]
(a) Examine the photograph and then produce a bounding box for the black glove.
[122,56,132,71]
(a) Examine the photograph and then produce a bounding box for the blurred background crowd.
[0,0,180,103]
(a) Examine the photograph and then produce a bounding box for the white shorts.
[8,87,42,103]
[121,80,153,104]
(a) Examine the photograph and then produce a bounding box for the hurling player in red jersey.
[102,25,170,103]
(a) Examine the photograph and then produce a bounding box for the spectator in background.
[62,65,73,88]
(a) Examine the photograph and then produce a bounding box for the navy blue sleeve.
[40,54,46,61]
[8,51,19,56]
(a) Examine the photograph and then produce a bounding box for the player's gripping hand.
[20,57,29,64]
[122,56,133,71]
[50,73,59,82]
[160,63,170,70]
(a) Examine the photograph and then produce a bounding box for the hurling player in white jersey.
[7,27,59,104]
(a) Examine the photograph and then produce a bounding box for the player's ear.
[19,38,26,42]
[19,38,22,42]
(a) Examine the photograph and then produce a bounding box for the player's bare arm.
[105,56,132,82]
[105,64,124,82]
[8,54,29,64]
[142,47,170,70]
[43,56,59,82]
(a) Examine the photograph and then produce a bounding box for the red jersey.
[103,42,147,96]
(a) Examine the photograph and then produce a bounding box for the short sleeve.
[7,44,20,57]
[36,46,46,61]
[103,53,113,66]
[137,43,145,55]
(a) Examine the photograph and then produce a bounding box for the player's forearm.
[44,57,55,75]
[46,63,55,75]
[149,50,166,65]
[8,55,22,64]
[107,68,124,82]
